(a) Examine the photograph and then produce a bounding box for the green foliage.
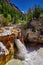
[16,19,27,28]
[27,13,32,21]
[0,18,2,23]
[26,6,42,21]
[0,14,3,23]
[33,6,41,19]
[0,14,11,26]
[21,14,26,21]
[3,19,9,26]
[26,9,33,21]
[0,0,22,23]
[7,14,11,22]
[21,20,27,27]
[0,0,43,27]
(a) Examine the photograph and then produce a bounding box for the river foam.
[15,39,43,65]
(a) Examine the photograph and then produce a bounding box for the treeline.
[21,5,43,27]
[26,5,43,21]
[0,0,43,26]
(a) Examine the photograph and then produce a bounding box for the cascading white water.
[15,39,28,54]
[15,39,28,59]
[15,39,43,65]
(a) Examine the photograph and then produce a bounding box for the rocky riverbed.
[0,26,43,65]
[5,43,43,65]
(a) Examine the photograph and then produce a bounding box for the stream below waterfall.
[14,39,43,65]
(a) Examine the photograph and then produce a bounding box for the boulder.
[5,59,24,65]
[23,29,43,46]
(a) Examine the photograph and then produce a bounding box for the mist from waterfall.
[15,39,43,65]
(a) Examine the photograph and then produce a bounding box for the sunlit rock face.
[0,27,19,36]
[0,27,21,56]
[0,36,15,65]
[0,42,9,55]
[0,27,20,65]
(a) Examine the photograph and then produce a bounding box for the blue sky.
[10,0,43,12]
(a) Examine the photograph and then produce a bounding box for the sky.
[10,0,43,12]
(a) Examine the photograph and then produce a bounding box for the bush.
[0,18,2,23]
[7,14,11,22]
[33,6,41,19]
[3,18,10,26]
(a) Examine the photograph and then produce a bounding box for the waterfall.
[15,39,28,54]
[15,39,43,65]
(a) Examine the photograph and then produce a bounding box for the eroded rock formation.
[0,27,20,65]
[0,26,43,65]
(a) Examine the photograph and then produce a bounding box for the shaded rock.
[27,18,43,31]
[23,29,43,46]
[24,31,38,46]
[17,32,24,44]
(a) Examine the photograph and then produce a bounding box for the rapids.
[15,39,43,65]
